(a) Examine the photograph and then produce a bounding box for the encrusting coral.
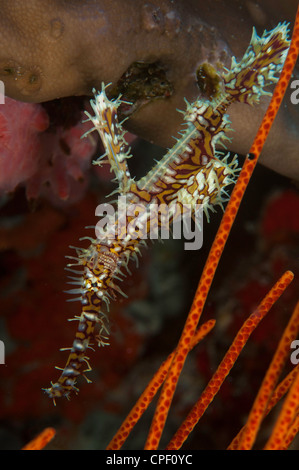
[0,0,298,182]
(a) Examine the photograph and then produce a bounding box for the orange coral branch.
[107,319,215,450]
[22,427,56,450]
[144,6,299,450]
[228,363,299,450]
[235,300,299,449]
[280,413,299,450]
[166,271,294,450]
[265,370,299,450]
[265,364,299,416]
[263,303,299,450]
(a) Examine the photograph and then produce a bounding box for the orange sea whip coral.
[167,283,298,450]
[227,301,299,450]
[106,319,216,449]
[22,427,56,450]
[107,271,294,450]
